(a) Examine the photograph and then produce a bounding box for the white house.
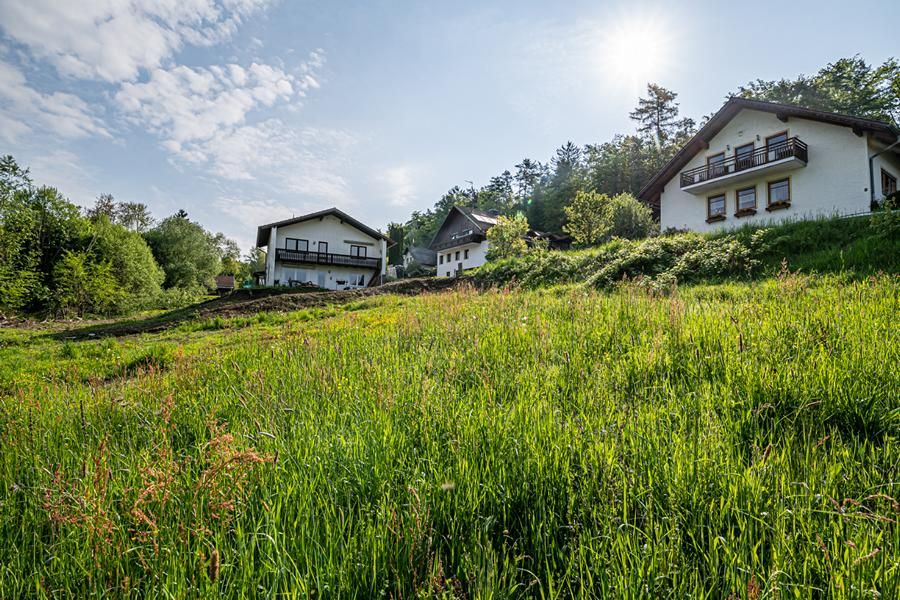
[429,206,498,277]
[638,98,900,232]
[255,207,393,290]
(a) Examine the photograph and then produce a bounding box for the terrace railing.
[680,137,808,188]
[275,248,381,269]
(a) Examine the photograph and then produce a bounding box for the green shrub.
[476,214,899,290]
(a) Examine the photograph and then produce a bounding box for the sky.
[1,0,898,251]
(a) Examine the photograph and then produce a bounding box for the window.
[707,194,726,221]
[882,169,897,196]
[446,271,451,277]
[350,245,367,257]
[766,132,789,161]
[736,186,757,213]
[735,143,755,170]
[707,152,726,177]
[446,253,452,263]
[317,241,328,253]
[464,249,469,259]
[285,238,308,251]
[439,254,443,265]
[767,178,791,208]
[455,251,460,260]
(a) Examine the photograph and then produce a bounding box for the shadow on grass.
[49,278,455,341]
[50,286,327,341]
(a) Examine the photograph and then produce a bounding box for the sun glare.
[602,17,672,88]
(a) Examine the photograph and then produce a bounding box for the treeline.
[398,56,899,248]
[0,156,264,317]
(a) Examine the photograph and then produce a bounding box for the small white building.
[429,206,498,277]
[255,207,393,290]
[638,98,900,232]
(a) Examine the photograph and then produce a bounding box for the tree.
[564,191,611,247]
[144,213,221,290]
[87,193,117,220]
[52,251,125,316]
[629,84,682,145]
[246,247,267,274]
[486,214,529,260]
[736,56,900,124]
[387,222,405,264]
[89,216,165,310]
[527,142,584,233]
[514,158,546,212]
[116,202,154,232]
[564,191,656,246]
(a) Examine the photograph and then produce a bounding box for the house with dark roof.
[429,206,499,277]
[255,207,393,290]
[638,98,900,232]
[402,246,437,268]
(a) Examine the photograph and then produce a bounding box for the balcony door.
[707,152,726,179]
[766,132,788,161]
[735,143,754,171]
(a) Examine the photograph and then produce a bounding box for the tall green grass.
[0,277,897,597]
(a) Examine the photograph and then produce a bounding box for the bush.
[564,191,657,246]
[53,251,127,316]
[486,215,529,260]
[475,214,896,291]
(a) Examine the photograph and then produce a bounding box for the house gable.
[638,98,899,212]
[429,207,491,250]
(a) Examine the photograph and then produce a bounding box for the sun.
[602,17,672,88]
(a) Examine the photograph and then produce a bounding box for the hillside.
[0,269,897,597]
[475,212,900,290]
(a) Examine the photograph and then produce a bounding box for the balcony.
[431,232,485,251]
[680,137,808,193]
[275,248,381,270]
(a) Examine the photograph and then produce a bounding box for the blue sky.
[1,0,898,251]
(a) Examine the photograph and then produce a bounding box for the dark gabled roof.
[455,206,500,231]
[255,207,393,247]
[404,246,437,266]
[637,97,900,204]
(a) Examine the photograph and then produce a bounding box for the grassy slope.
[474,212,900,290]
[0,276,897,597]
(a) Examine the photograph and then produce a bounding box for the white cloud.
[115,49,325,150]
[0,60,110,142]
[111,49,343,203]
[0,0,273,83]
[377,166,418,207]
[188,120,357,202]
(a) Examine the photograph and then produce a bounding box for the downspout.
[869,132,900,204]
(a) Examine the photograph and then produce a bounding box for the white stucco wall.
[660,109,872,232]
[263,214,385,289]
[436,240,489,278]
[870,137,900,200]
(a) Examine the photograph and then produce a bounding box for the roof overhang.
[256,207,394,248]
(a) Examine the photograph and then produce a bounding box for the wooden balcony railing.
[680,137,808,188]
[431,232,485,251]
[275,248,381,269]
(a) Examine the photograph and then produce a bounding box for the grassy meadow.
[0,275,898,597]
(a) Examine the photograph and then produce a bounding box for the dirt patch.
[53,277,463,340]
